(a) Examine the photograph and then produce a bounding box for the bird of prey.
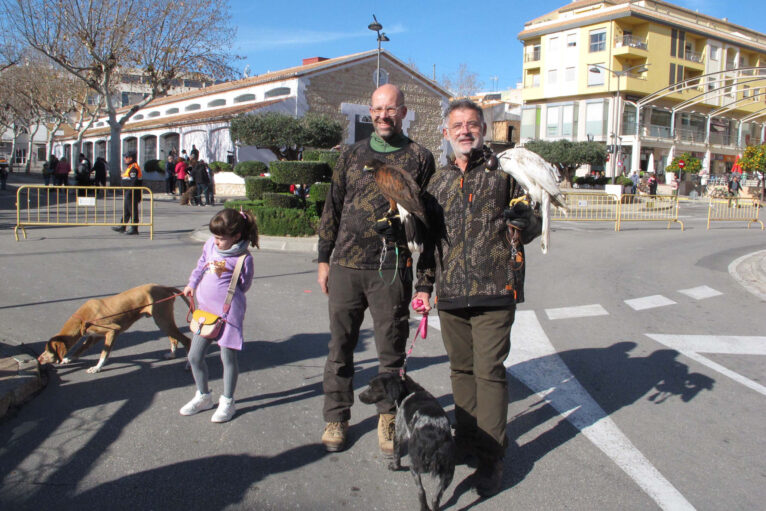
[496,148,568,254]
[364,159,428,252]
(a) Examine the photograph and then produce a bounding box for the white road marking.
[428,311,695,510]
[427,315,441,331]
[728,249,766,301]
[625,295,677,311]
[646,334,766,397]
[677,286,722,300]
[544,303,609,320]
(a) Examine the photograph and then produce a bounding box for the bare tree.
[3,0,237,182]
[440,63,484,97]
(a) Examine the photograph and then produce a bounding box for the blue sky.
[230,0,766,92]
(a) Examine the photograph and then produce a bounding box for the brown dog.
[180,184,197,205]
[38,284,192,373]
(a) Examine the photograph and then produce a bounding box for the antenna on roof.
[243,65,251,79]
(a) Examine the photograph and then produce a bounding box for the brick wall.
[304,57,446,162]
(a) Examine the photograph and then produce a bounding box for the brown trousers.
[323,264,411,422]
[439,306,515,460]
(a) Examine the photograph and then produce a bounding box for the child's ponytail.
[209,208,259,249]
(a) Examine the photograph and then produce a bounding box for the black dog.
[360,372,456,511]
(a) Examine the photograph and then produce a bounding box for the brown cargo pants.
[323,263,411,422]
[439,306,515,460]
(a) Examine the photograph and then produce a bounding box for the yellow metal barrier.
[706,197,764,230]
[551,192,620,230]
[617,194,684,231]
[14,185,154,241]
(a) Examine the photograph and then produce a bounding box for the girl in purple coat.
[180,209,259,422]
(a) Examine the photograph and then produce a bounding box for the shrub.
[234,160,269,177]
[223,200,318,236]
[303,149,340,171]
[615,176,633,186]
[269,161,330,185]
[595,176,609,186]
[143,159,163,173]
[209,161,232,173]
[245,176,276,200]
[309,182,331,202]
[262,192,302,209]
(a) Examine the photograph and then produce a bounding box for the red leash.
[399,299,429,379]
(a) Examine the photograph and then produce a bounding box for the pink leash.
[399,299,428,379]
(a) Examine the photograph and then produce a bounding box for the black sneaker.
[112,226,125,232]
[474,458,503,498]
[125,228,139,235]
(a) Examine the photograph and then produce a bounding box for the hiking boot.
[321,421,349,452]
[111,226,125,232]
[211,396,236,423]
[179,391,214,416]
[125,227,139,235]
[474,457,504,498]
[378,413,395,458]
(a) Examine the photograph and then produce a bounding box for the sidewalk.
[0,340,45,419]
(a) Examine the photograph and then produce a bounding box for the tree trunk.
[26,124,41,173]
[108,124,123,185]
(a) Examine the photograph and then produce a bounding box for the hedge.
[269,161,330,185]
[234,160,269,177]
[224,200,319,236]
[209,161,232,173]
[309,182,331,202]
[262,192,302,209]
[303,149,340,171]
[245,176,276,200]
[143,159,163,173]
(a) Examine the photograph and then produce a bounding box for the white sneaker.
[179,391,214,416]
[211,396,236,423]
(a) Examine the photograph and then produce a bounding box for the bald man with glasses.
[317,83,435,454]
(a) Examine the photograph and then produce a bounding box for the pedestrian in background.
[92,157,107,186]
[175,157,188,196]
[165,154,176,196]
[648,173,658,196]
[42,161,52,186]
[54,157,70,186]
[191,158,210,206]
[111,151,142,235]
[630,170,639,195]
[180,208,259,423]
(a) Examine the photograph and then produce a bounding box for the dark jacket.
[317,136,435,270]
[191,162,210,185]
[416,152,534,310]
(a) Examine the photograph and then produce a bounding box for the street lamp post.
[368,15,389,88]
[590,63,648,181]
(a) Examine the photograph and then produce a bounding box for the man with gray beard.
[414,99,540,498]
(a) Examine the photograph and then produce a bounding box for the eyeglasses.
[448,121,483,132]
[370,105,403,116]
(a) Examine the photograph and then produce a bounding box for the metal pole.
[376,37,381,88]
[615,73,622,180]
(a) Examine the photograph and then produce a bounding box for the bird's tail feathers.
[541,194,551,255]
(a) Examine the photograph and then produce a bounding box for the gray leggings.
[188,334,239,399]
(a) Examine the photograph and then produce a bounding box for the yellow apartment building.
[518,0,766,176]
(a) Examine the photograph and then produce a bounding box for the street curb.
[729,250,766,301]
[0,341,45,420]
[190,227,318,254]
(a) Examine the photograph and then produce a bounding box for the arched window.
[133,114,144,120]
[166,107,179,115]
[148,111,160,118]
[233,93,256,103]
[265,87,290,98]
[208,98,227,107]
[184,103,201,111]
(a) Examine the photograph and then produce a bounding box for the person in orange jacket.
[112,151,143,235]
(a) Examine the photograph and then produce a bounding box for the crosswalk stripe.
[625,295,676,311]
[677,286,722,300]
[544,303,609,320]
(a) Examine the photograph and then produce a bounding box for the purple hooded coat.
[187,237,254,350]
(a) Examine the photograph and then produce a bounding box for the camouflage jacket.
[318,136,435,269]
[415,152,529,310]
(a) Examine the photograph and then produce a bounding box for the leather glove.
[373,215,402,245]
[503,202,542,244]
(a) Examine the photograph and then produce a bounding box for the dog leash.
[399,298,429,379]
[73,292,190,331]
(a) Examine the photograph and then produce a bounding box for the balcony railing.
[683,50,703,63]
[675,128,706,143]
[524,50,541,62]
[615,35,648,50]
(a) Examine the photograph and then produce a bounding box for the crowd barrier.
[706,197,764,230]
[14,185,154,241]
[551,192,683,231]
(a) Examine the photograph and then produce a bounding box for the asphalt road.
[0,185,764,510]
